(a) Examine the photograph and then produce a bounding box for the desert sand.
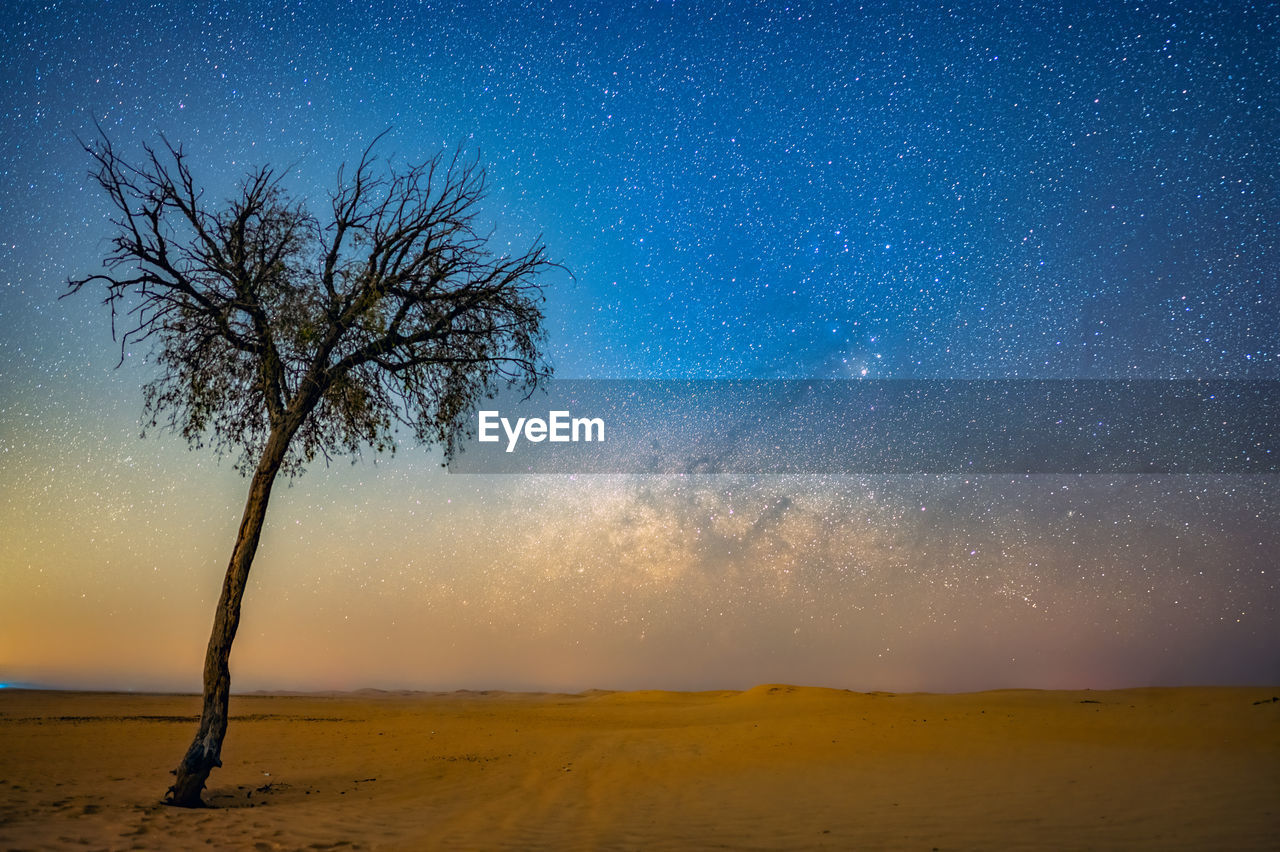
[1,685,1276,850]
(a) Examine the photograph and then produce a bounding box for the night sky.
[1,0,1276,692]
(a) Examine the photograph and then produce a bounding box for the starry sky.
[1,0,1276,693]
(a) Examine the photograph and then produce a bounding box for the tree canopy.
[70,130,555,475]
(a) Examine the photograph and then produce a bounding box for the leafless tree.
[68,128,557,806]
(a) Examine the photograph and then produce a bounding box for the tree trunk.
[165,427,293,807]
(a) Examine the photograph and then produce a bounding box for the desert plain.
[0,685,1276,850]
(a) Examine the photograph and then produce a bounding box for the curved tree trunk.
[166,427,293,807]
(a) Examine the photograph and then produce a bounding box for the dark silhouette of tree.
[68,129,556,807]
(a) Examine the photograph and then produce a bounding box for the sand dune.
[1,686,1276,850]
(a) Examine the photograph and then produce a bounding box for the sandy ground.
[0,686,1276,851]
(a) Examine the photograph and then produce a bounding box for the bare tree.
[68,129,556,807]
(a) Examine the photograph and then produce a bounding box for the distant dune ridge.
[1,685,1276,850]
